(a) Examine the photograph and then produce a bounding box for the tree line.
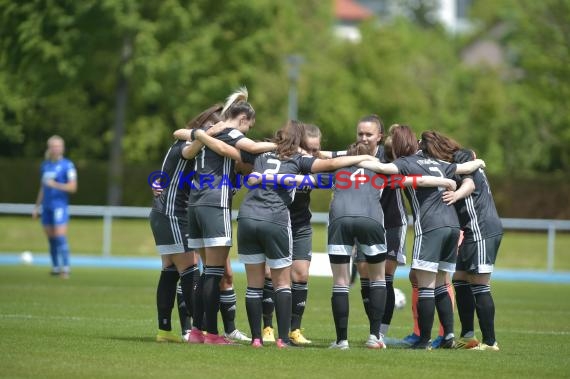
[1,0,568,181]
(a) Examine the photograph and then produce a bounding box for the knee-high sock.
[369,280,387,338]
[360,278,371,323]
[202,265,224,334]
[245,287,263,341]
[48,237,59,270]
[156,265,179,331]
[54,235,70,271]
[435,284,454,338]
[453,280,475,337]
[412,284,420,336]
[191,272,206,330]
[472,284,496,345]
[220,288,237,334]
[176,283,192,332]
[417,287,435,344]
[291,281,308,331]
[332,285,350,343]
[380,275,395,335]
[262,278,274,328]
[274,287,292,341]
[179,265,199,332]
[437,282,455,337]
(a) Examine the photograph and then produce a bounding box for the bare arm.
[32,187,43,219]
[45,179,77,194]
[194,129,241,161]
[357,160,399,175]
[408,176,457,191]
[455,159,485,174]
[311,155,376,173]
[235,138,276,154]
[442,177,475,205]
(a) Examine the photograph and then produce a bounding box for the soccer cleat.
[187,327,205,344]
[289,329,312,345]
[262,326,275,343]
[182,330,190,342]
[156,329,182,343]
[471,342,500,351]
[410,340,432,350]
[455,336,480,349]
[276,338,297,349]
[204,333,236,345]
[329,340,350,350]
[431,335,444,348]
[251,338,263,348]
[401,333,420,346]
[365,334,387,349]
[438,336,456,349]
[225,329,251,342]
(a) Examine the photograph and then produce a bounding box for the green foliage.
[1,0,568,175]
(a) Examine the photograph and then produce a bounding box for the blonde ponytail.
[221,86,248,117]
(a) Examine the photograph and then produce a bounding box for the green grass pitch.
[1,266,569,378]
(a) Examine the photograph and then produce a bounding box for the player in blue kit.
[33,135,77,279]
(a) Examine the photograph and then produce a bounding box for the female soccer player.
[239,120,377,348]
[33,135,77,279]
[421,131,503,351]
[358,124,486,349]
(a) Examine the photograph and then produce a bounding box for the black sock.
[245,287,263,341]
[369,280,387,337]
[274,287,292,341]
[417,287,435,343]
[191,272,205,330]
[382,275,395,327]
[262,278,274,328]
[453,280,475,336]
[156,266,179,331]
[472,284,496,345]
[220,288,237,334]
[332,285,349,342]
[360,278,371,323]
[435,284,454,338]
[202,265,224,334]
[176,283,191,332]
[180,265,199,330]
[291,281,308,331]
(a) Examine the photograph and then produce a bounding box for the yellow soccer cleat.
[262,326,275,343]
[289,329,312,345]
[156,329,182,343]
[471,342,500,351]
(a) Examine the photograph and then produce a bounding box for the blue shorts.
[41,207,69,226]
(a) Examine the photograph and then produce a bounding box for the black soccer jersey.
[454,169,503,242]
[377,145,408,228]
[289,170,331,228]
[152,140,194,218]
[393,151,460,235]
[329,166,384,224]
[188,128,245,209]
[238,152,314,226]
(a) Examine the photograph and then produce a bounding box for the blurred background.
[0,0,568,216]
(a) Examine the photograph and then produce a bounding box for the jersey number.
[263,158,281,174]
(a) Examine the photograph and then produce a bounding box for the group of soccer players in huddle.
[150,87,502,351]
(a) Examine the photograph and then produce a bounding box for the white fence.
[2,203,570,272]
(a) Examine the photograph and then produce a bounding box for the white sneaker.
[329,340,349,350]
[365,334,387,349]
[182,330,191,342]
[225,329,251,342]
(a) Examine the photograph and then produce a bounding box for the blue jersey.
[40,158,77,209]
